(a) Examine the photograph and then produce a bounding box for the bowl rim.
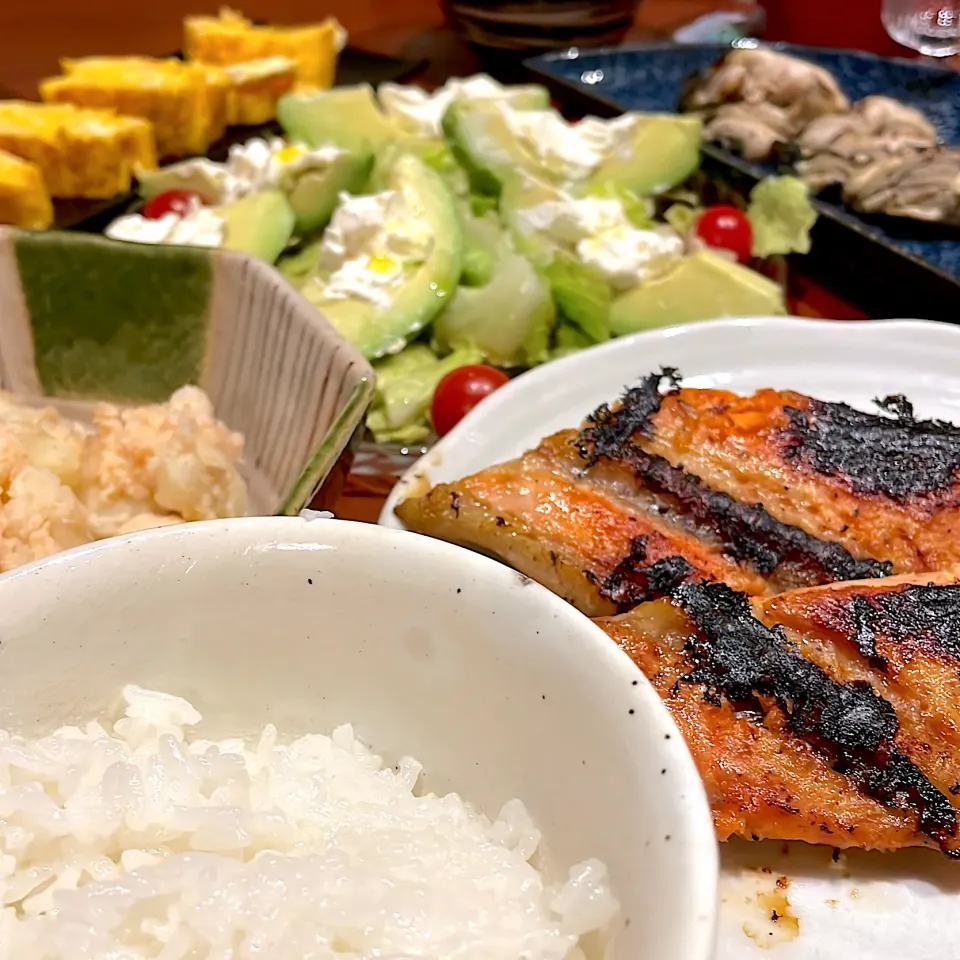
[0,514,719,959]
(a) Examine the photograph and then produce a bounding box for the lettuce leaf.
[433,251,555,367]
[367,343,483,443]
[663,202,700,236]
[748,176,818,257]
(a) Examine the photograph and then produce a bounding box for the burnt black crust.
[850,595,888,670]
[576,376,890,583]
[674,581,958,848]
[782,395,960,500]
[585,535,694,612]
[841,583,960,665]
[582,369,680,447]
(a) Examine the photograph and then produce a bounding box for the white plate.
[381,316,960,960]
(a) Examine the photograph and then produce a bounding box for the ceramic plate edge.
[378,316,952,528]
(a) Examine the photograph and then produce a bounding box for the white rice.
[0,686,619,958]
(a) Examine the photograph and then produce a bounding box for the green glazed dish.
[0,228,375,515]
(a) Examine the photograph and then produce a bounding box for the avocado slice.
[609,250,787,336]
[446,101,702,198]
[378,77,550,137]
[304,153,463,359]
[584,114,701,197]
[276,237,321,288]
[542,255,612,344]
[138,150,372,238]
[286,150,373,235]
[278,84,414,152]
[499,174,567,266]
[217,189,295,264]
[444,100,534,196]
[500,177,617,342]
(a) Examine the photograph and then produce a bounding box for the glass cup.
[882,0,960,55]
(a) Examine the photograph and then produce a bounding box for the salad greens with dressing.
[261,76,818,443]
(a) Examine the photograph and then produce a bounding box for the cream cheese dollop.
[105,201,226,249]
[378,75,536,138]
[500,110,637,182]
[516,192,683,289]
[312,190,433,308]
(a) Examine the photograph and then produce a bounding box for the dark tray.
[524,42,960,324]
[58,46,425,233]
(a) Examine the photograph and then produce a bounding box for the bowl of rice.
[0,516,717,959]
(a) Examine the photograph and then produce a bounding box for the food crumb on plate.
[722,866,801,949]
[396,468,431,504]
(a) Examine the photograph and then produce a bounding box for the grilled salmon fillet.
[602,370,960,572]
[395,431,766,616]
[398,377,888,613]
[756,570,960,809]
[598,578,960,855]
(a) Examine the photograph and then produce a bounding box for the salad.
[105,74,817,443]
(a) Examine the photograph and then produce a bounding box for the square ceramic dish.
[525,41,960,323]
[0,226,375,513]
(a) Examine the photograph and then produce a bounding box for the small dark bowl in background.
[441,0,641,54]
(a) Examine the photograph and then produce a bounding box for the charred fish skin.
[788,580,960,665]
[577,367,681,451]
[576,371,891,584]
[755,574,960,803]
[781,394,960,500]
[759,575,960,672]
[673,580,959,852]
[603,370,960,573]
[584,535,695,612]
[598,596,949,852]
[392,447,763,617]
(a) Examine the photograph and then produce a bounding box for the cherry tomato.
[142,189,205,220]
[694,205,753,264]
[431,365,510,438]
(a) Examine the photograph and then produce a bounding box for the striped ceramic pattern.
[0,227,374,515]
[204,252,374,511]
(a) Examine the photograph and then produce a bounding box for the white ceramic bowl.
[0,516,716,960]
